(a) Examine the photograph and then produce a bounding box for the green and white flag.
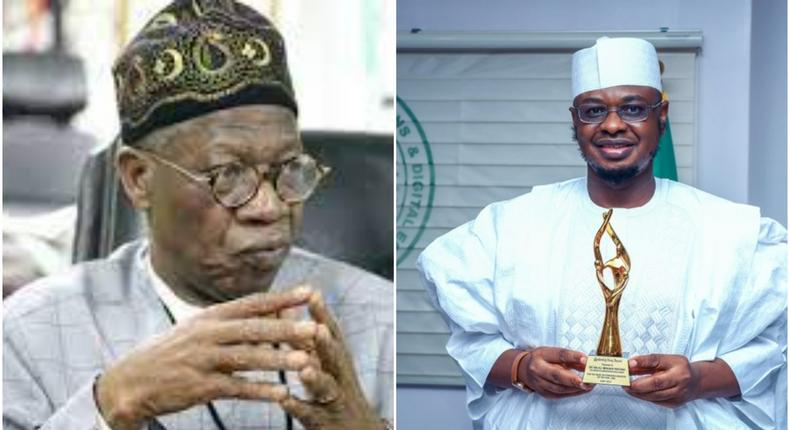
[653,91,678,180]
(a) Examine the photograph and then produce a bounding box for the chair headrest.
[3,52,87,121]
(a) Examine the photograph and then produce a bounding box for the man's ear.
[657,97,669,136]
[116,147,154,210]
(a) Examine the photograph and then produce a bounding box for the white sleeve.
[418,204,513,420]
[717,217,787,429]
[4,330,102,430]
[4,317,144,430]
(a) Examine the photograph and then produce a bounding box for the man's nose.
[599,109,628,134]
[234,180,288,222]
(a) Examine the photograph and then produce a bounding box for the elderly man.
[3,1,392,429]
[418,37,786,429]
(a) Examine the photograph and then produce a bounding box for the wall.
[749,0,787,224]
[398,386,471,430]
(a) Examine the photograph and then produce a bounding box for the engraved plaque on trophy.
[582,209,631,386]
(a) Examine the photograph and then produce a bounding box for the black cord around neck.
[206,402,228,430]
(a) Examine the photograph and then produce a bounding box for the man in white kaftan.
[418,37,786,430]
[420,177,785,429]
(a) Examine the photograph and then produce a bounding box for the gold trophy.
[581,209,631,386]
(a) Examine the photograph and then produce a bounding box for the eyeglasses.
[130,147,330,208]
[570,100,664,124]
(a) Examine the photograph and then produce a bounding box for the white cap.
[571,37,662,99]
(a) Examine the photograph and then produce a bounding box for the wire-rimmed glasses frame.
[127,147,330,209]
[570,99,665,124]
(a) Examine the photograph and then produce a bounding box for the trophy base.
[582,355,631,386]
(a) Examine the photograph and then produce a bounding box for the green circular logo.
[396,97,435,266]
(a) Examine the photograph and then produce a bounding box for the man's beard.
[578,149,657,185]
[573,126,658,185]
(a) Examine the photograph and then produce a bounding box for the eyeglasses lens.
[578,103,650,123]
[212,155,323,208]
[276,155,321,203]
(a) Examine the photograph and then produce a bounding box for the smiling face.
[570,85,668,185]
[118,105,303,305]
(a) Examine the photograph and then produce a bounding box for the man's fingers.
[280,396,323,429]
[534,359,590,391]
[205,319,317,347]
[308,291,354,380]
[629,354,663,373]
[300,366,340,404]
[536,361,585,387]
[549,348,586,365]
[314,324,347,380]
[528,358,591,397]
[205,375,289,402]
[538,348,586,370]
[278,306,303,321]
[625,373,675,394]
[308,291,342,338]
[532,372,590,398]
[207,346,316,372]
[204,286,313,320]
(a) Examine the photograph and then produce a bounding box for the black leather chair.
[72,132,394,280]
[3,52,95,216]
[3,52,87,122]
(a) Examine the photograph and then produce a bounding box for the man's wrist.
[510,349,533,392]
[688,361,705,402]
[688,358,740,401]
[95,373,144,430]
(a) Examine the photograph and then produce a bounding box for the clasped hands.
[516,347,702,408]
[95,285,382,430]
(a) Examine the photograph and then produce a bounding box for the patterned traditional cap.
[113,0,297,145]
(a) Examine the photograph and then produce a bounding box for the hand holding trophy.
[582,209,632,387]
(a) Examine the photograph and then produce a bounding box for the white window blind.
[396,32,699,386]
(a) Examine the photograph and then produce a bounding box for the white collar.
[145,254,203,322]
